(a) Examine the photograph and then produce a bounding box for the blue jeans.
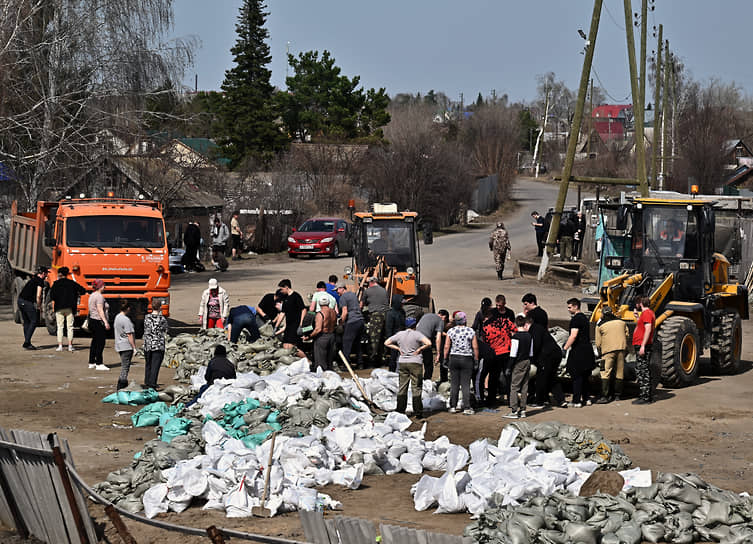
[230,313,260,344]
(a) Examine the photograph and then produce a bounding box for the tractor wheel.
[710,311,742,375]
[659,316,700,388]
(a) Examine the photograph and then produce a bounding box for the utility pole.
[624,0,648,196]
[651,24,663,189]
[662,40,671,186]
[539,0,603,278]
[587,78,593,156]
[639,0,647,126]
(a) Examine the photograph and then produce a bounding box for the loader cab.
[353,218,419,276]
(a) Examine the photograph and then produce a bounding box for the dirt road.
[1,179,752,542]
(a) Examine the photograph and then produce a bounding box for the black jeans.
[230,313,260,343]
[571,371,591,405]
[476,352,506,405]
[313,332,335,371]
[88,319,107,365]
[422,346,435,380]
[18,298,37,346]
[342,319,364,366]
[144,350,164,388]
[535,349,566,405]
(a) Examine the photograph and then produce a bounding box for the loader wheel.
[710,311,742,375]
[659,316,700,388]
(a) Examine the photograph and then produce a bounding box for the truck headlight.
[152,296,169,308]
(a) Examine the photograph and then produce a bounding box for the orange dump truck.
[9,197,170,335]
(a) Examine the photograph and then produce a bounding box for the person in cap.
[50,266,86,352]
[335,281,365,368]
[362,276,389,367]
[88,279,110,370]
[198,278,229,329]
[17,266,49,350]
[309,281,337,313]
[443,311,479,415]
[489,222,511,280]
[385,316,431,418]
[594,305,630,403]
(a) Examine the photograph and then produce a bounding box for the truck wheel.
[659,316,700,388]
[710,311,742,374]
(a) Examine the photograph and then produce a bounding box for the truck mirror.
[616,205,629,230]
[423,221,434,245]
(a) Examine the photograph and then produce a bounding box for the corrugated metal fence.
[470,175,499,214]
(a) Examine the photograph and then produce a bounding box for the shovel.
[252,431,277,517]
[338,350,386,414]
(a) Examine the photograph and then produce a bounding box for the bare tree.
[0,0,194,210]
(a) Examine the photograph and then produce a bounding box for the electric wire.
[603,2,625,31]
[591,66,631,103]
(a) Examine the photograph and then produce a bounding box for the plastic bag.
[142,483,168,518]
[412,475,439,511]
[399,452,423,475]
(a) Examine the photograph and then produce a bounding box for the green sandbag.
[102,389,159,406]
[131,402,169,427]
[160,417,192,443]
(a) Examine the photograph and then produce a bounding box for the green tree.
[518,109,539,152]
[218,0,287,167]
[278,50,390,142]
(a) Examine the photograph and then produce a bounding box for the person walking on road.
[143,300,168,389]
[182,221,202,271]
[199,278,230,329]
[632,296,656,404]
[531,211,546,257]
[230,212,243,261]
[363,276,389,367]
[17,266,49,350]
[594,306,630,403]
[114,302,137,390]
[563,298,596,407]
[385,317,432,418]
[489,222,511,280]
[503,315,534,419]
[210,216,229,271]
[87,279,110,371]
[336,281,365,368]
[50,266,85,352]
[444,312,479,415]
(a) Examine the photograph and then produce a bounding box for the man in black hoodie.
[50,266,86,352]
[385,294,405,372]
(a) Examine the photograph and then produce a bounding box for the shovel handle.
[338,350,372,402]
[259,431,277,507]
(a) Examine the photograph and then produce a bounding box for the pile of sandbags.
[464,471,753,544]
[411,423,631,516]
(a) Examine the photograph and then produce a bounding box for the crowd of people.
[16,256,658,418]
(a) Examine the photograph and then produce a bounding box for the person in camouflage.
[489,222,512,280]
[363,277,390,366]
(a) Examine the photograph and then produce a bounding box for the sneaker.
[502,411,519,419]
[68,346,75,352]
[463,408,475,415]
[614,395,622,401]
[596,397,610,404]
[56,345,64,352]
[528,403,543,409]
[23,344,37,350]
[560,401,569,408]
[585,399,593,406]
[95,364,110,371]
[88,364,96,369]
[567,402,582,408]
[448,407,458,413]
[519,411,527,418]
[632,398,652,405]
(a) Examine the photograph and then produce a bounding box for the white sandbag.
[384,412,412,431]
[412,474,439,511]
[446,445,470,472]
[168,498,192,513]
[469,439,490,465]
[297,486,318,511]
[183,468,209,497]
[399,452,424,475]
[435,472,466,514]
[142,483,169,518]
[498,425,520,448]
[326,407,372,427]
[202,419,229,446]
[225,479,251,518]
[422,452,447,471]
[330,464,364,489]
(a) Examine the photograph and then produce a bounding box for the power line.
[603,3,625,31]
[591,66,631,103]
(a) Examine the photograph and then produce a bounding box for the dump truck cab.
[592,197,748,387]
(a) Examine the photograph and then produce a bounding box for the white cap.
[208,278,218,289]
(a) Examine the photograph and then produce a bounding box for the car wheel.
[289,253,296,259]
[332,244,340,258]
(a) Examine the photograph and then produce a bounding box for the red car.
[287,217,353,258]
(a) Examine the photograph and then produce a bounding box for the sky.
[171,0,753,106]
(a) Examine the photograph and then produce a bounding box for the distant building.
[592,104,633,144]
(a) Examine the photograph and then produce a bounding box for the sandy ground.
[1,185,752,542]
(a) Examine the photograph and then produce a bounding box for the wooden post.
[104,505,137,544]
[206,525,225,544]
[623,0,649,196]
[49,441,90,544]
[651,24,663,189]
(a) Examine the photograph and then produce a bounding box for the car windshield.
[66,216,165,248]
[299,220,335,233]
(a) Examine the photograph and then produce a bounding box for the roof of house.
[723,139,753,156]
[724,164,753,187]
[592,104,632,119]
[174,138,231,167]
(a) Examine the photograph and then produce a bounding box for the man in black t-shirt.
[276,279,306,356]
[256,289,283,328]
[17,266,49,350]
[522,293,565,408]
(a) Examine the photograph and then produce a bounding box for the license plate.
[300,244,314,250]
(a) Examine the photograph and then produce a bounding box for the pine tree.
[218,0,287,167]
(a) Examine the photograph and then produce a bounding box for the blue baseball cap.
[405,317,417,328]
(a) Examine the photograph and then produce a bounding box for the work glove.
[561,348,568,359]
